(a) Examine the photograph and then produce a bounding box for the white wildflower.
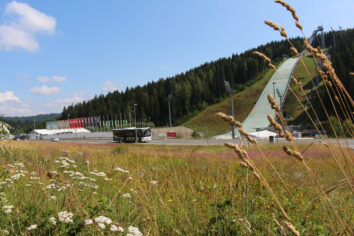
[130,189,137,194]
[3,205,14,214]
[150,180,158,185]
[89,171,106,177]
[114,167,129,173]
[104,177,113,181]
[127,226,143,236]
[94,216,112,224]
[98,223,105,229]
[10,173,25,180]
[49,217,56,225]
[84,219,93,225]
[46,184,56,189]
[27,225,37,230]
[58,211,73,223]
[122,193,131,198]
[13,162,24,168]
[50,196,57,200]
[110,224,124,232]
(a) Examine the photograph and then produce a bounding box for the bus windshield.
[142,129,152,137]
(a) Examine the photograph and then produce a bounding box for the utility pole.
[134,104,137,142]
[168,94,172,127]
[224,81,235,139]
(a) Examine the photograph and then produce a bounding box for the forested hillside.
[60,29,353,127]
[310,29,354,121]
[60,38,303,126]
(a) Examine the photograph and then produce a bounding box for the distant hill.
[1,113,59,134]
[3,113,60,122]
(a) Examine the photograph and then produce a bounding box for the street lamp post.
[134,104,137,142]
[224,81,235,139]
[276,88,285,130]
[168,94,172,127]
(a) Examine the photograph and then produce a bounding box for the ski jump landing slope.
[216,57,299,139]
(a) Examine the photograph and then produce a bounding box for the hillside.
[4,113,60,122]
[60,38,304,126]
[184,66,276,136]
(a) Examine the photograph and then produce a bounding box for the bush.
[192,130,201,139]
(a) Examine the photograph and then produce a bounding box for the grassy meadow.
[0,140,352,235]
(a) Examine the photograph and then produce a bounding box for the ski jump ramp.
[216,57,299,139]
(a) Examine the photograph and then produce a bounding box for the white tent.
[248,130,277,139]
[30,128,90,136]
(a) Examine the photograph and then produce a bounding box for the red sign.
[167,132,177,138]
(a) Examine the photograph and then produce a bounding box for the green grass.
[0,141,352,235]
[184,67,276,136]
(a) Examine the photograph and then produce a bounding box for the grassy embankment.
[185,66,276,136]
[0,141,352,235]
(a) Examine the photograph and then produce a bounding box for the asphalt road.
[58,137,354,149]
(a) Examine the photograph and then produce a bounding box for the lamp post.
[224,81,235,139]
[276,88,285,130]
[134,104,137,142]
[168,94,172,127]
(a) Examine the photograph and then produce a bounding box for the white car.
[51,137,59,142]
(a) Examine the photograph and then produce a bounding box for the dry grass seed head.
[216,112,242,128]
[291,76,298,85]
[253,51,271,63]
[284,130,293,142]
[267,114,284,137]
[295,21,303,30]
[274,0,299,22]
[283,221,300,236]
[290,47,298,55]
[350,72,354,76]
[282,146,303,161]
[280,27,288,38]
[238,127,258,144]
[264,20,280,31]
[267,94,281,113]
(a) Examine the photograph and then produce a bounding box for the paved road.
[58,137,354,149]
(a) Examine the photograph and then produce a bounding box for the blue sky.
[0,0,353,116]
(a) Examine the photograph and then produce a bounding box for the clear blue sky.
[0,0,353,116]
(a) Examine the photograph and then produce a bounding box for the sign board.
[167,132,177,138]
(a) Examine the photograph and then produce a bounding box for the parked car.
[51,137,59,142]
